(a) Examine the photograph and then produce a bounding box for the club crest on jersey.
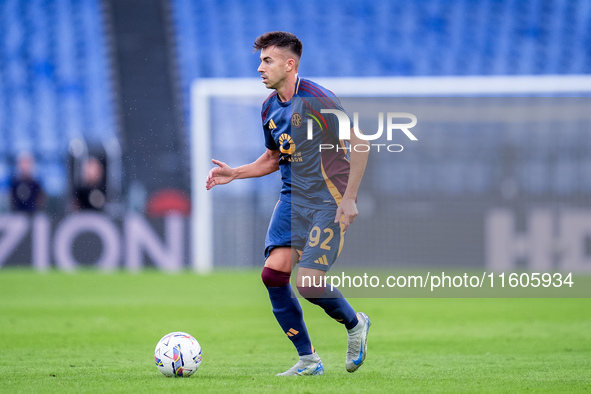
[278,133,295,155]
[291,113,302,127]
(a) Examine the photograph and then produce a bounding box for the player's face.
[258,46,290,90]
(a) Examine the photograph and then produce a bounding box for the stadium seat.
[0,0,117,197]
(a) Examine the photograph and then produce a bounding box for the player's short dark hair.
[253,31,303,59]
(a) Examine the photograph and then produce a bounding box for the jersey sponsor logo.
[278,133,296,155]
[268,119,278,129]
[291,112,302,127]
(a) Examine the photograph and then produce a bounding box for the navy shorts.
[264,200,345,272]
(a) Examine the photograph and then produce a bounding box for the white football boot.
[345,312,371,372]
[276,352,324,376]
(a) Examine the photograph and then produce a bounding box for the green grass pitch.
[0,269,589,393]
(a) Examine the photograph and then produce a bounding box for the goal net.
[191,76,591,274]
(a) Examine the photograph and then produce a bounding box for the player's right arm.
[205,148,280,190]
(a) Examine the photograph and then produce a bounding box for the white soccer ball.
[154,331,202,377]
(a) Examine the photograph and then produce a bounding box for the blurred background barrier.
[0,213,187,270]
[0,0,590,271]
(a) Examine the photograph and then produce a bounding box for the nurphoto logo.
[308,110,418,152]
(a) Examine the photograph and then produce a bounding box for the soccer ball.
[154,331,202,377]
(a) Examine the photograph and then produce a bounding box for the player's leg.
[296,208,370,372]
[296,266,358,331]
[263,248,323,376]
[297,265,370,374]
[261,201,322,376]
[262,249,313,357]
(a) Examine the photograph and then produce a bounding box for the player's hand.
[205,159,235,190]
[334,197,358,231]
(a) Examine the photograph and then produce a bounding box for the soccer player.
[206,31,370,376]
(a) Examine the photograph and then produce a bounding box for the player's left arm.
[334,128,369,231]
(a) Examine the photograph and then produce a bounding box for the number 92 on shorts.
[264,200,345,272]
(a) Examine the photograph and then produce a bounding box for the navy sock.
[301,286,358,330]
[267,284,314,356]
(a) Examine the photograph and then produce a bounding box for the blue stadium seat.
[0,0,117,198]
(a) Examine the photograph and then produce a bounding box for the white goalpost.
[190,75,591,273]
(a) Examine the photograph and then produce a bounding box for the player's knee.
[261,266,290,288]
[297,284,326,299]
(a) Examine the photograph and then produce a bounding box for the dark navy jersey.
[261,76,351,209]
